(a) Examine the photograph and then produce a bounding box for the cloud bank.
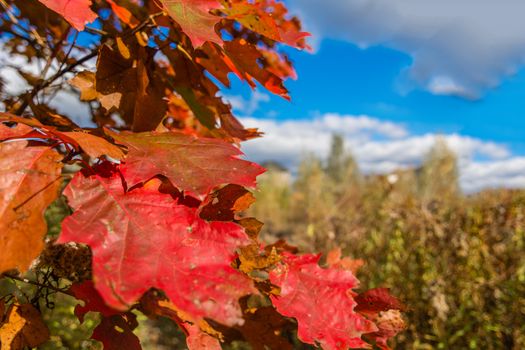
[289,0,525,97]
[240,113,524,193]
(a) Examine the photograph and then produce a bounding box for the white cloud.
[289,0,525,97]
[428,76,473,98]
[240,113,521,192]
[461,158,525,193]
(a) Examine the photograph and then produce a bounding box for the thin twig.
[84,26,109,36]
[9,10,165,116]
[13,50,98,115]
[0,0,45,46]
[2,274,73,297]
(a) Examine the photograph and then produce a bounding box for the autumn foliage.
[0,1,404,349]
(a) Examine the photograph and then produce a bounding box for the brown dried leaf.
[0,304,50,350]
[199,184,255,221]
[92,313,141,350]
[69,71,98,101]
[95,45,167,131]
[236,217,264,240]
[238,244,281,276]
[212,297,294,350]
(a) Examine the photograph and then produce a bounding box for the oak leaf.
[110,131,265,198]
[196,43,240,88]
[61,131,125,160]
[70,281,121,322]
[223,0,310,49]
[0,304,50,350]
[354,289,406,350]
[209,296,294,350]
[69,71,98,101]
[58,170,255,325]
[92,313,142,350]
[269,253,377,350]
[107,0,139,27]
[236,217,264,240]
[185,323,222,350]
[70,281,141,350]
[238,244,281,277]
[2,116,123,160]
[159,0,223,47]
[139,291,222,350]
[37,0,97,30]
[0,123,33,140]
[0,142,62,273]
[354,288,406,315]
[326,247,364,275]
[224,39,289,99]
[199,184,255,221]
[369,309,406,350]
[235,305,294,350]
[90,45,167,131]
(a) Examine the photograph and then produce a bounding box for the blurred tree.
[325,134,360,184]
[250,161,292,239]
[250,137,525,349]
[290,155,334,248]
[419,137,460,202]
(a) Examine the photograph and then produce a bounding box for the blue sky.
[222,0,525,192]
[231,40,525,147]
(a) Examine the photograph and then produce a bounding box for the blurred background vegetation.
[250,134,525,349]
[3,134,523,349]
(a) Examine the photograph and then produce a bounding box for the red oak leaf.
[0,141,62,273]
[58,170,255,326]
[354,288,406,350]
[37,0,97,31]
[224,39,289,99]
[223,0,310,49]
[0,122,34,140]
[159,0,223,47]
[109,130,265,198]
[223,2,280,42]
[367,310,406,350]
[70,281,121,322]
[92,313,142,350]
[70,281,141,350]
[138,291,222,350]
[269,253,377,350]
[354,288,406,315]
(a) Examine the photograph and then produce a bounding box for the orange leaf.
[107,0,139,27]
[0,142,62,273]
[61,132,125,160]
[224,39,289,99]
[0,304,50,350]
